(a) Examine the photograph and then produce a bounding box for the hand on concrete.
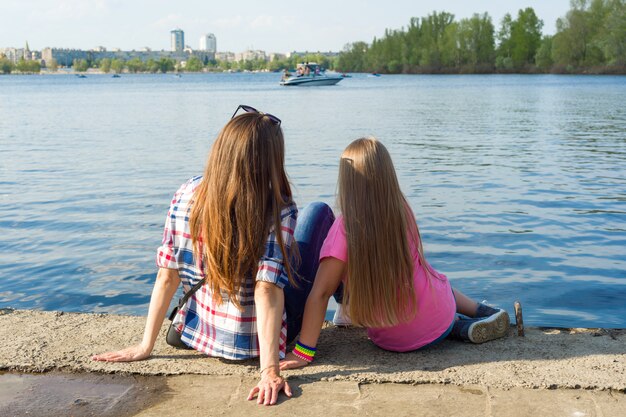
[91,344,151,362]
[247,366,292,406]
[279,351,309,370]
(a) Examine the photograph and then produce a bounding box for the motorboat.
[112,74,121,78]
[280,63,342,86]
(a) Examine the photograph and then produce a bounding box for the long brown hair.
[189,112,297,309]
[338,137,430,327]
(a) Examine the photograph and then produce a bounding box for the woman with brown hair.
[281,137,509,370]
[93,106,336,406]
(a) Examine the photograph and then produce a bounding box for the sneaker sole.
[468,310,510,343]
[332,308,352,327]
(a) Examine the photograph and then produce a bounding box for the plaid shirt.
[156,176,297,360]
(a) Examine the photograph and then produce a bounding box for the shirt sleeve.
[156,183,187,270]
[319,216,349,263]
[256,202,298,289]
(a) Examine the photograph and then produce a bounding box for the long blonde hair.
[189,112,297,309]
[338,137,430,327]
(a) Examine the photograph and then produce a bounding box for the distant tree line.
[0,57,41,74]
[336,0,626,74]
[2,1,623,75]
[65,52,336,74]
[0,52,335,74]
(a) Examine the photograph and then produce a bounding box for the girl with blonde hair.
[93,106,336,406]
[281,137,509,369]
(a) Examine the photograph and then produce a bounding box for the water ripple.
[1,73,625,327]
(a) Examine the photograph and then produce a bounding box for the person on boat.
[280,137,510,371]
[304,64,311,76]
[92,106,336,406]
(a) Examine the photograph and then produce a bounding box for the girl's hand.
[279,351,309,370]
[91,344,151,362]
[247,366,292,406]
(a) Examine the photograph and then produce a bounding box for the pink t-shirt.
[320,217,456,352]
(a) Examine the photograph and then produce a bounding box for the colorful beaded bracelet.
[292,340,316,363]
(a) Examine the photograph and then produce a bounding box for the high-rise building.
[170,29,184,52]
[199,33,217,53]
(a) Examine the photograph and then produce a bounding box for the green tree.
[110,58,125,74]
[184,56,204,72]
[217,59,232,71]
[16,58,41,73]
[336,42,369,72]
[126,57,145,73]
[601,0,626,66]
[510,8,544,68]
[535,35,554,71]
[402,17,424,70]
[496,13,514,63]
[241,59,253,71]
[72,58,89,72]
[146,59,160,73]
[47,58,58,72]
[99,58,111,73]
[470,13,496,70]
[552,0,598,68]
[0,57,15,74]
[157,57,175,73]
[418,11,455,69]
[268,55,284,71]
[496,8,543,70]
[451,13,495,71]
[441,22,462,68]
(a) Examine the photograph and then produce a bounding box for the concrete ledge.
[1,309,624,391]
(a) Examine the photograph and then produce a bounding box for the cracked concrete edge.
[0,309,624,392]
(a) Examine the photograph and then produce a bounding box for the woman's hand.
[91,343,151,362]
[91,268,180,363]
[279,352,309,371]
[247,366,292,406]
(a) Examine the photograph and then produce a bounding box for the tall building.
[199,33,217,53]
[170,29,184,52]
[23,41,31,60]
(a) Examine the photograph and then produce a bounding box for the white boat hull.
[280,75,342,86]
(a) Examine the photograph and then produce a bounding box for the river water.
[0,72,625,328]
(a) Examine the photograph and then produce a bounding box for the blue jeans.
[418,319,455,349]
[284,202,342,344]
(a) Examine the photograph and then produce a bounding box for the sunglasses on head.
[231,104,281,126]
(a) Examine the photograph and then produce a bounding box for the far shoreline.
[3,69,626,76]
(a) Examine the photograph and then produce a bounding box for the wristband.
[292,340,316,363]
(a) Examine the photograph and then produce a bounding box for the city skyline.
[2,0,573,53]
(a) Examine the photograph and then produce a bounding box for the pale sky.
[2,0,573,53]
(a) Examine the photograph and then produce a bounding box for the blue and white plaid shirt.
[157,176,297,360]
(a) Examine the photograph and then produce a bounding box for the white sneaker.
[332,304,352,326]
[467,310,510,343]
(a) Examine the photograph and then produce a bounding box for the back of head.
[338,137,419,327]
[190,112,296,308]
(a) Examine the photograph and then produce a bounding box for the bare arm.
[92,267,180,361]
[280,257,345,370]
[247,281,292,405]
[255,280,284,371]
